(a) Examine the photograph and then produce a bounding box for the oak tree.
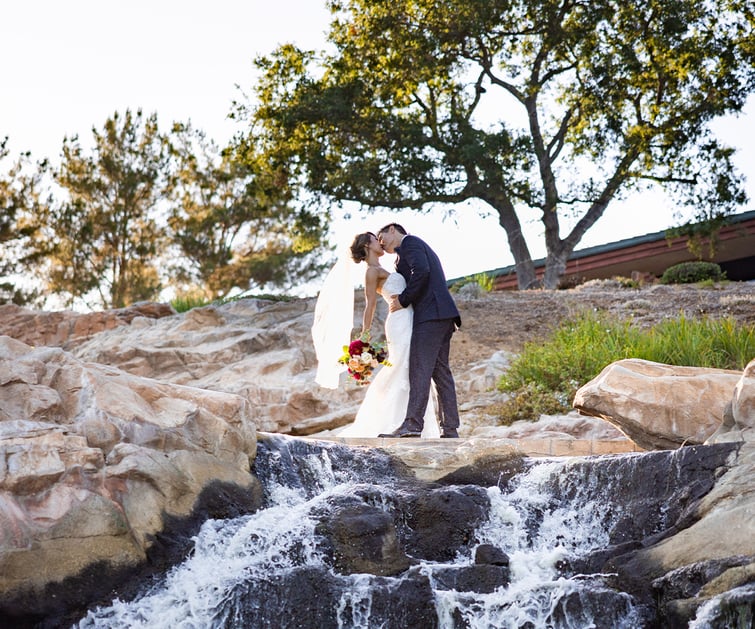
[246,0,755,288]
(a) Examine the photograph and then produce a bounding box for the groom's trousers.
[405,318,460,430]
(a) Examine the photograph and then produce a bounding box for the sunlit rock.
[0,337,259,619]
[573,358,742,450]
[68,298,367,435]
[0,302,174,349]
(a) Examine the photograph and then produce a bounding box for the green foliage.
[496,310,754,423]
[4,111,328,311]
[612,276,640,289]
[0,138,45,305]
[486,382,573,427]
[471,272,495,292]
[451,272,495,293]
[34,109,169,309]
[637,315,755,370]
[244,0,755,290]
[661,261,725,285]
[500,312,641,394]
[170,292,213,313]
[167,124,330,300]
[170,290,299,313]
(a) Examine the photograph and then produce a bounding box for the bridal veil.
[311,248,360,389]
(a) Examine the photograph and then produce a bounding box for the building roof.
[463,209,755,290]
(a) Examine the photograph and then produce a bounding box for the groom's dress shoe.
[379,421,422,438]
[378,427,421,438]
[441,429,459,438]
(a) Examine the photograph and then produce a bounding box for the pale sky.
[2,0,754,290]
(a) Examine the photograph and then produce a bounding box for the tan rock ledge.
[308,435,645,455]
[294,435,646,482]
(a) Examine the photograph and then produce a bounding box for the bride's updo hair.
[350,232,375,264]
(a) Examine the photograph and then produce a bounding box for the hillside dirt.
[449,280,755,370]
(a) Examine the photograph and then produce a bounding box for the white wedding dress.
[337,273,440,438]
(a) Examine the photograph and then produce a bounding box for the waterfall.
[75,437,734,628]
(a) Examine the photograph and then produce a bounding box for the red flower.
[348,339,366,355]
[338,336,392,385]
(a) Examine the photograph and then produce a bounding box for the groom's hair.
[378,223,407,236]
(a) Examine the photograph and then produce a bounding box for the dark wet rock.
[685,583,755,629]
[601,444,740,575]
[550,587,654,629]
[474,543,510,567]
[216,566,438,629]
[404,485,490,562]
[652,556,753,604]
[436,452,527,488]
[432,564,510,593]
[651,556,754,628]
[318,501,410,577]
[546,443,738,548]
[570,541,643,575]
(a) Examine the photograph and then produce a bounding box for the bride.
[312,232,439,438]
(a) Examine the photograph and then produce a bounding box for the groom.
[376,223,461,438]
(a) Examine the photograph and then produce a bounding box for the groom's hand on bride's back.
[388,295,403,312]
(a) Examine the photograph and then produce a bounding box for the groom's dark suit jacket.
[395,235,461,328]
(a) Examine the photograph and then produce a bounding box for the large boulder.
[0,336,260,621]
[573,359,743,450]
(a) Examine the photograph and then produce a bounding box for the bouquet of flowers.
[338,335,390,385]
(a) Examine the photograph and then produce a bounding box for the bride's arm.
[361,266,380,336]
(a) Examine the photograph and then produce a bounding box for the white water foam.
[689,583,755,628]
[77,446,347,628]
[428,458,642,628]
[76,450,644,628]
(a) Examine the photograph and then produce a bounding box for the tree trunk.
[542,253,569,289]
[492,198,539,289]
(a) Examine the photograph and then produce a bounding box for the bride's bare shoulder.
[366,265,390,293]
[366,265,389,278]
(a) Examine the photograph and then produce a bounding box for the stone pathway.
[306,435,644,457]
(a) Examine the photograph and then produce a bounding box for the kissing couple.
[312,223,461,438]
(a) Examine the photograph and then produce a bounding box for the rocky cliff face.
[0,332,260,624]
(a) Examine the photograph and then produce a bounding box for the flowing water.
[75,436,723,628]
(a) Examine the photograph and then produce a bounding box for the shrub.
[171,290,298,313]
[473,272,495,292]
[612,275,640,289]
[171,292,212,313]
[451,272,495,293]
[487,382,572,426]
[495,310,754,424]
[660,261,725,285]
